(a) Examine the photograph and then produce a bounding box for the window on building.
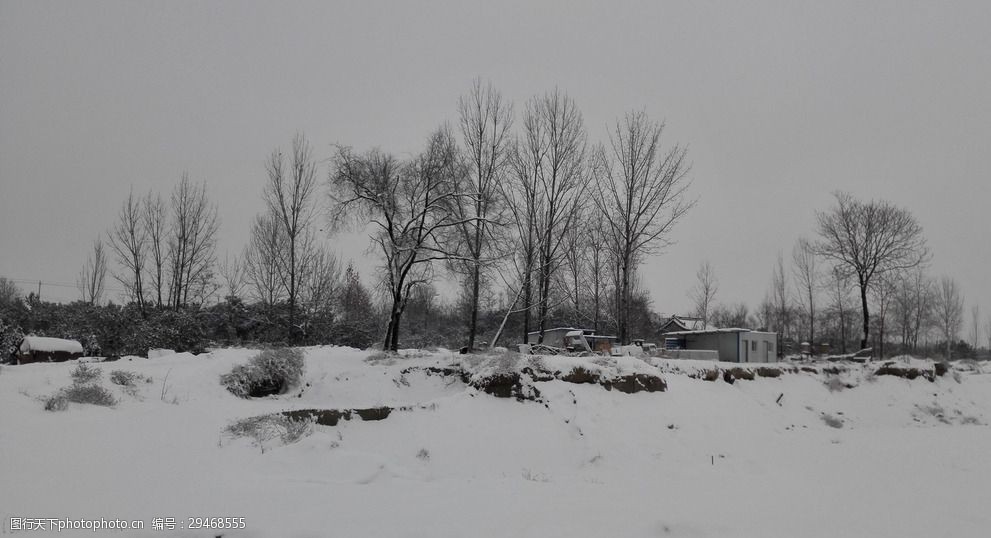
[751,341,757,352]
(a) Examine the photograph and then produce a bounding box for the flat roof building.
[663,328,777,363]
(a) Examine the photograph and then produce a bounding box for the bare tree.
[559,208,588,324]
[932,276,964,359]
[76,239,108,305]
[824,267,855,353]
[504,107,545,343]
[689,261,718,327]
[970,304,981,351]
[107,189,147,311]
[298,248,342,340]
[769,252,793,341]
[869,273,896,357]
[593,110,693,343]
[143,191,168,308]
[986,315,991,352]
[301,248,342,314]
[244,214,285,306]
[219,253,246,301]
[710,302,752,329]
[0,276,20,307]
[908,268,933,351]
[264,134,319,341]
[584,210,612,334]
[450,79,513,351]
[167,174,219,309]
[892,267,932,352]
[530,90,589,343]
[815,192,928,350]
[331,127,464,351]
[792,237,818,349]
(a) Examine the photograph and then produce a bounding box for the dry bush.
[70,363,101,385]
[62,384,116,407]
[110,370,151,386]
[44,393,69,412]
[225,414,315,447]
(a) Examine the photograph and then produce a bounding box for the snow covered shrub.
[81,334,101,356]
[220,365,256,398]
[820,413,844,428]
[44,393,69,412]
[70,363,101,385]
[220,348,305,398]
[62,384,116,407]
[0,318,24,362]
[824,376,846,392]
[109,370,149,386]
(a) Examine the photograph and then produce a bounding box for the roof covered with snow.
[661,316,718,333]
[19,336,84,354]
[663,328,752,336]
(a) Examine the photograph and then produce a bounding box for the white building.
[663,328,778,363]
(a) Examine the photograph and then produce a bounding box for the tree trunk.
[537,260,550,343]
[467,264,480,351]
[521,271,532,344]
[288,235,297,344]
[619,260,630,344]
[390,311,401,352]
[859,277,870,351]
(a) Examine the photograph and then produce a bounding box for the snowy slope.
[1,348,989,537]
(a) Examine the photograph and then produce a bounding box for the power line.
[5,277,127,293]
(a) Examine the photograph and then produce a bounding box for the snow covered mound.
[1,347,989,537]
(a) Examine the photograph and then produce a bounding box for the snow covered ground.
[1,348,989,537]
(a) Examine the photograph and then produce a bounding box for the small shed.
[663,328,777,363]
[14,336,84,364]
[526,328,618,353]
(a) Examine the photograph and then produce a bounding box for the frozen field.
[1,348,989,537]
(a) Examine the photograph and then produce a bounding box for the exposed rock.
[561,367,599,384]
[282,406,397,426]
[874,365,935,382]
[723,367,755,383]
[756,367,782,378]
[603,373,667,393]
[469,371,543,402]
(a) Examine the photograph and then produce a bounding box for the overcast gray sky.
[2,0,989,333]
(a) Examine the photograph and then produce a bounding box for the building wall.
[665,349,719,361]
[681,331,778,363]
[738,332,777,363]
[526,329,570,347]
[684,332,741,362]
[16,350,82,364]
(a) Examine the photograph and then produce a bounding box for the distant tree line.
[689,192,986,360]
[3,79,987,359]
[2,80,694,356]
